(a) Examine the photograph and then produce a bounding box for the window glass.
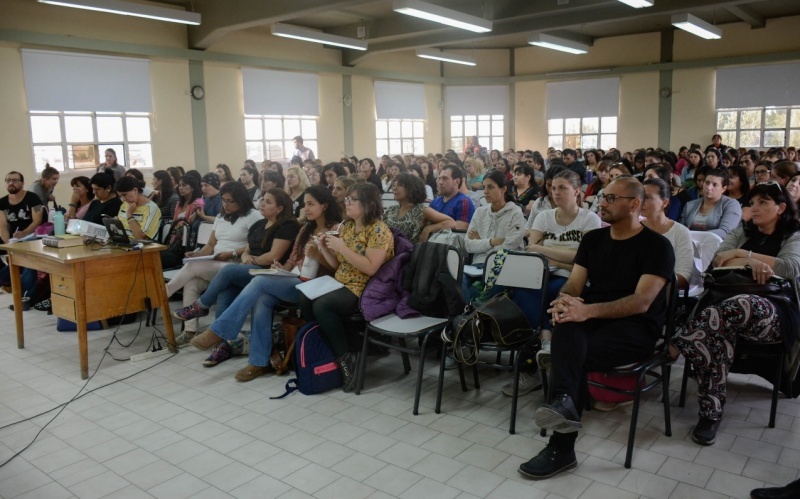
[30,115,62,143]
[126,117,151,142]
[244,119,263,140]
[97,116,124,142]
[581,117,599,134]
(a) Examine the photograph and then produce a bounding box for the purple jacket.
[360,228,417,321]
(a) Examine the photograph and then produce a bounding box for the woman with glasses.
[671,181,800,446]
[165,182,263,345]
[303,183,394,392]
[584,160,612,206]
[680,168,742,239]
[753,160,774,185]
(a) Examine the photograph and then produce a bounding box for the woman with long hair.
[302,183,394,391]
[385,173,455,244]
[82,173,122,224]
[65,176,94,221]
[161,175,205,268]
[381,162,404,193]
[464,157,485,191]
[151,170,177,219]
[165,182,263,344]
[407,164,434,201]
[511,163,539,217]
[727,164,752,223]
[584,160,612,203]
[240,165,259,201]
[528,165,566,223]
[681,149,705,186]
[175,186,342,381]
[523,170,600,353]
[216,163,234,186]
[671,182,800,445]
[787,173,800,205]
[96,147,125,179]
[418,158,437,193]
[359,158,383,192]
[167,166,185,187]
[463,169,527,301]
[641,178,694,290]
[681,168,742,239]
[332,175,360,214]
[284,165,311,219]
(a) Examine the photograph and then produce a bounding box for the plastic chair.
[435,250,549,434]
[355,244,463,415]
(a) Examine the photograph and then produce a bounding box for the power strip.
[130,349,173,362]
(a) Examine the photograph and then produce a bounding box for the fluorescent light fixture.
[617,0,653,8]
[393,0,492,33]
[271,23,368,51]
[528,33,589,55]
[671,13,722,39]
[416,49,476,66]
[37,0,201,25]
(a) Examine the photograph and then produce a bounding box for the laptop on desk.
[102,218,153,248]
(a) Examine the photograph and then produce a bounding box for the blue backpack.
[271,322,342,398]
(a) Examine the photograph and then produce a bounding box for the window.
[244,115,318,162]
[29,111,152,173]
[376,119,425,157]
[547,116,617,150]
[450,115,504,153]
[716,107,800,148]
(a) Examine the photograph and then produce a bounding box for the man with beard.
[518,176,674,480]
[0,171,44,297]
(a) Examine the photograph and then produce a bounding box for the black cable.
[0,246,172,468]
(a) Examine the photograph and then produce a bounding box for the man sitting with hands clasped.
[518,176,675,480]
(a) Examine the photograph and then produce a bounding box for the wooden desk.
[0,241,177,379]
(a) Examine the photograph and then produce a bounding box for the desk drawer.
[51,275,75,298]
[51,294,76,321]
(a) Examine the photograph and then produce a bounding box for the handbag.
[448,294,535,365]
[697,266,795,313]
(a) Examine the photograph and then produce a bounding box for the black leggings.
[300,287,360,357]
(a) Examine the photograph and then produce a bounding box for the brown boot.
[235,364,272,382]
[190,329,223,350]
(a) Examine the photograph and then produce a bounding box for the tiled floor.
[0,292,797,499]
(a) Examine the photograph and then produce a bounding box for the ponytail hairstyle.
[553,169,583,207]
[484,169,513,204]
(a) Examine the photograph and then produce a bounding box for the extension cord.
[130,349,172,362]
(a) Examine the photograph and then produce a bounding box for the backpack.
[270,322,342,398]
[403,242,465,318]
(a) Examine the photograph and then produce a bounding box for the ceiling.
[155,0,800,65]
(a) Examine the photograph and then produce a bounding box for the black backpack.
[403,242,465,318]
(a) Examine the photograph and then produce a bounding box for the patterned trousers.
[672,294,782,421]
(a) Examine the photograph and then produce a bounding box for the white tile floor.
[0,292,797,499]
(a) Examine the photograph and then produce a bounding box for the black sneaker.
[336,352,358,393]
[534,393,582,433]
[750,478,800,499]
[692,416,721,446]
[518,444,577,480]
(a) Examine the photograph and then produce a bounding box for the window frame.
[244,114,319,162]
[547,116,617,151]
[449,114,504,153]
[715,106,800,149]
[375,118,425,157]
[28,111,153,174]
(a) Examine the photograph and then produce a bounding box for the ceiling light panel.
[528,33,589,55]
[671,13,722,40]
[617,0,654,8]
[37,0,201,25]
[271,23,368,51]
[393,0,492,33]
[416,49,476,66]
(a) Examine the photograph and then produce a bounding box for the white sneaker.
[174,331,196,347]
[536,349,552,372]
[501,372,541,397]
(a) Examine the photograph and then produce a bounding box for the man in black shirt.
[0,171,44,297]
[519,177,675,480]
[562,149,587,184]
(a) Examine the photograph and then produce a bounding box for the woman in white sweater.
[641,178,694,290]
[462,169,526,301]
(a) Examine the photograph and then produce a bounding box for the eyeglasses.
[4,178,21,184]
[597,193,636,204]
[221,198,237,205]
[755,169,771,175]
[344,196,360,205]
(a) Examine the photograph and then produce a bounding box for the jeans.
[196,264,260,310]
[512,275,566,330]
[210,275,302,367]
[0,265,37,299]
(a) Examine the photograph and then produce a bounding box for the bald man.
[519,177,675,480]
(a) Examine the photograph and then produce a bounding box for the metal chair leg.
[770,356,784,429]
[509,350,521,434]
[662,365,672,437]
[435,343,447,414]
[679,363,690,407]
[625,381,643,469]
[355,326,370,395]
[414,333,431,415]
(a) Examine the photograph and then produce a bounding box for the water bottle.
[299,256,319,282]
[53,211,66,236]
[585,170,593,185]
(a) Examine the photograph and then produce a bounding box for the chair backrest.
[484,250,549,291]
[661,274,679,342]
[196,223,213,246]
[445,246,462,280]
[382,198,399,209]
[160,221,172,244]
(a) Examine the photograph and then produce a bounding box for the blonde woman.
[284,165,311,220]
[464,157,485,191]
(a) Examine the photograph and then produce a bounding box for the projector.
[68,219,109,241]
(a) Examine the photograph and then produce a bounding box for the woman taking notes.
[302,183,394,392]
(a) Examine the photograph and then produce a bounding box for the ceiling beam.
[725,4,766,28]
[187,0,373,49]
[350,0,765,57]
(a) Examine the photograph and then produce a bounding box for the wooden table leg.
[8,260,24,349]
[74,262,89,379]
[149,253,177,352]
